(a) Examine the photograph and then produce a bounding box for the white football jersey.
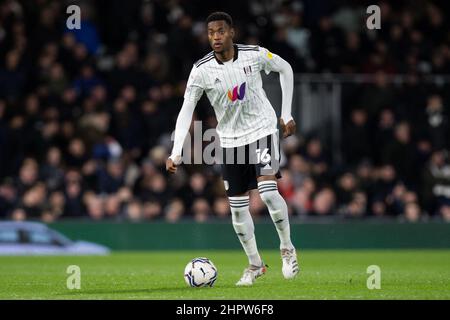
[184,44,284,148]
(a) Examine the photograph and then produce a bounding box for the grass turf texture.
[0,250,449,299]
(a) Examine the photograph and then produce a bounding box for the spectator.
[310,16,344,72]
[104,194,121,219]
[288,154,309,188]
[65,138,88,169]
[278,169,295,203]
[0,100,7,178]
[0,179,17,218]
[402,202,422,222]
[360,72,396,119]
[124,199,143,222]
[291,177,315,216]
[286,12,310,60]
[374,109,395,163]
[192,198,210,223]
[98,159,125,194]
[47,191,65,220]
[339,191,367,218]
[423,95,449,150]
[213,197,230,219]
[343,109,371,165]
[371,199,387,217]
[338,31,362,73]
[40,147,65,192]
[422,150,450,215]
[304,138,328,180]
[21,182,47,218]
[72,65,103,98]
[440,204,450,222]
[15,158,39,197]
[312,187,336,216]
[382,122,417,187]
[371,165,397,210]
[336,172,358,206]
[0,50,26,101]
[84,192,104,220]
[137,172,171,207]
[165,198,184,223]
[178,172,211,213]
[142,200,162,220]
[63,170,85,218]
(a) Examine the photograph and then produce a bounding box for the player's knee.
[231,207,248,222]
[230,204,252,227]
[229,196,250,222]
[258,180,280,207]
[259,190,276,204]
[229,196,254,241]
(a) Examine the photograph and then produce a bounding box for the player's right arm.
[166,65,205,174]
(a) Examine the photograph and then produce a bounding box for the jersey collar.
[214,44,238,65]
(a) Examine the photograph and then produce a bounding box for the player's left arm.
[259,47,296,138]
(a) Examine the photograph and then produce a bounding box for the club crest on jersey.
[243,65,252,75]
[227,82,246,102]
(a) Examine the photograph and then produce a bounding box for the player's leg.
[255,134,299,279]
[257,175,294,251]
[257,175,298,279]
[222,145,266,286]
[228,191,262,268]
[229,191,267,286]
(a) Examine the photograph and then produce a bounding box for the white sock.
[258,181,294,250]
[229,195,263,267]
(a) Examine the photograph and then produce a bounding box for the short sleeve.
[258,46,283,75]
[184,65,205,103]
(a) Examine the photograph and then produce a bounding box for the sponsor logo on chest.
[227,82,246,102]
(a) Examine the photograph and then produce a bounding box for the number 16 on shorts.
[256,148,271,164]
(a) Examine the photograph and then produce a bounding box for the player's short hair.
[206,12,233,28]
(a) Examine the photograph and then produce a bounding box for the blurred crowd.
[0,0,449,223]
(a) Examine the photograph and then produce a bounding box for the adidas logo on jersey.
[214,78,221,84]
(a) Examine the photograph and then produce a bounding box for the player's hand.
[166,158,177,174]
[280,118,296,138]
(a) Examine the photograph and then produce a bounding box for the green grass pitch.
[0,249,449,299]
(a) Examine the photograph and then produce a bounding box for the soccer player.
[166,12,299,286]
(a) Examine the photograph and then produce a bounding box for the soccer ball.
[184,257,218,287]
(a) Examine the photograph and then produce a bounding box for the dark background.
[0,0,449,223]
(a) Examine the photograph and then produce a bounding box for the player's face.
[207,20,234,53]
